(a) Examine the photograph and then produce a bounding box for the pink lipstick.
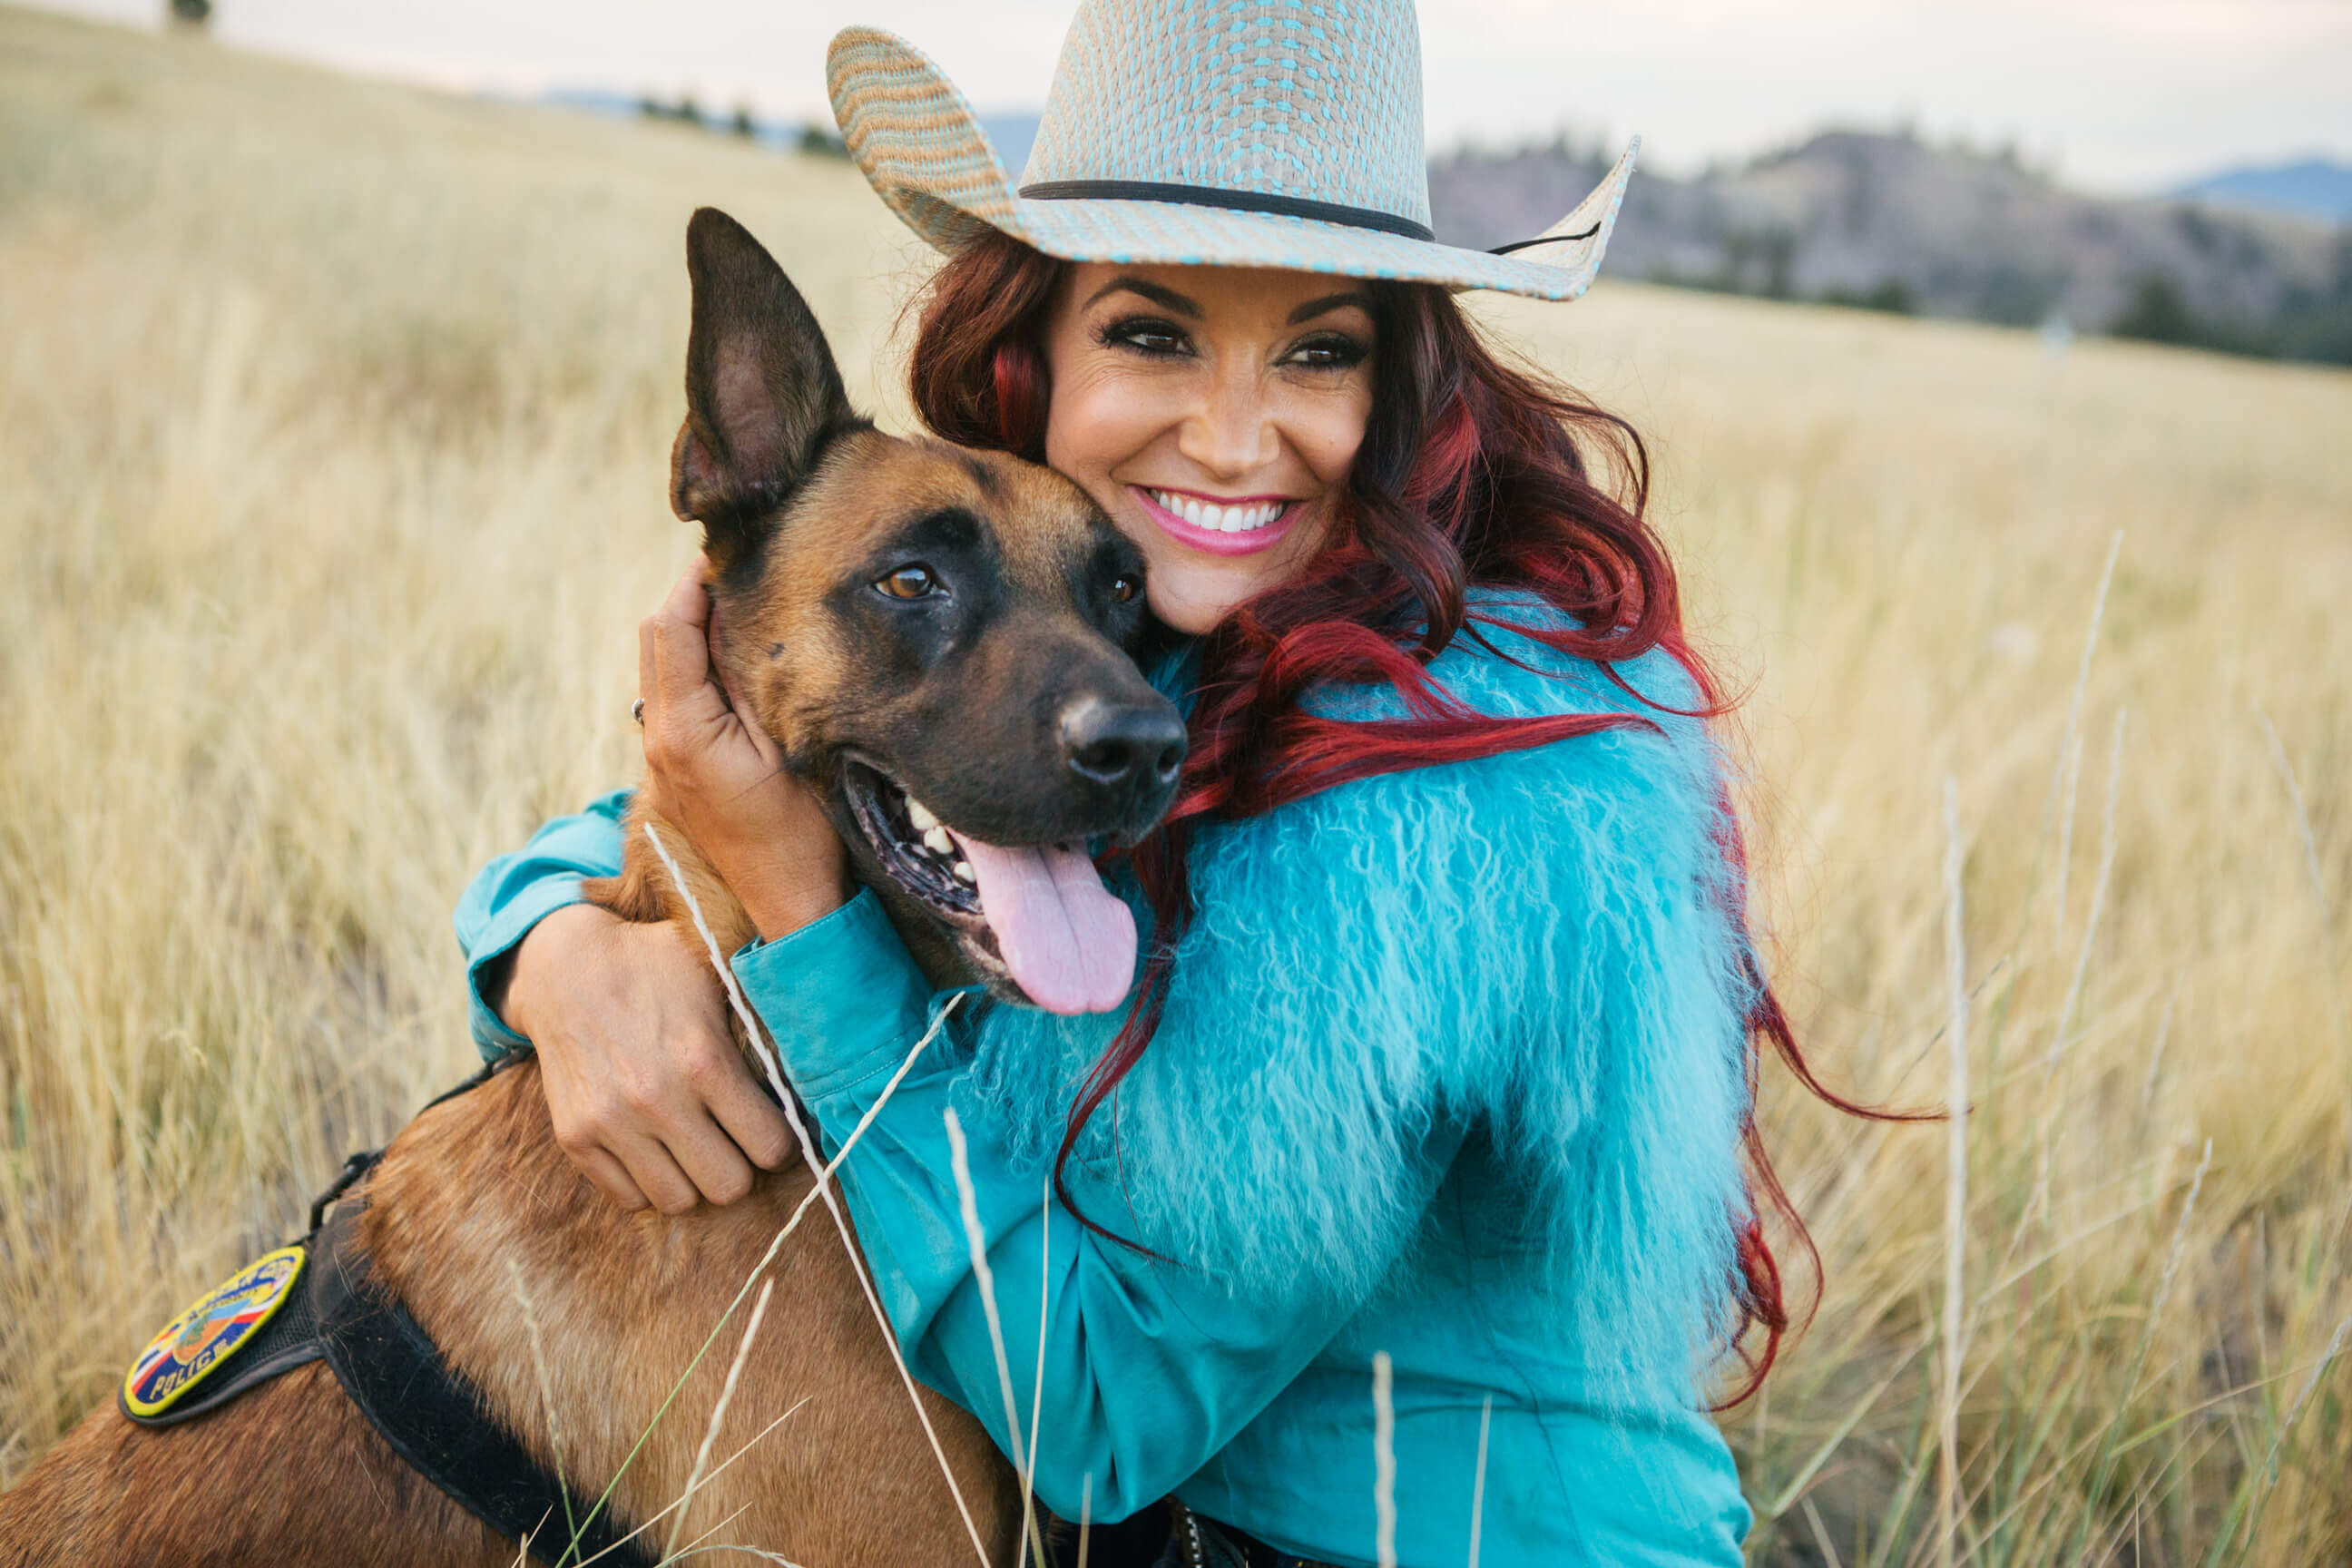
[1130,485,1301,558]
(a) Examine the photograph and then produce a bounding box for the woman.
[458,5,1828,1563]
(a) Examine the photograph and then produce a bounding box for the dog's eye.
[1111,573,1142,604]
[877,564,941,601]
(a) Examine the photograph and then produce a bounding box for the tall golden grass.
[2,7,2347,1562]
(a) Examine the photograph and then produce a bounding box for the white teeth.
[922,826,953,855]
[1152,490,1289,534]
[952,859,975,884]
[906,797,939,833]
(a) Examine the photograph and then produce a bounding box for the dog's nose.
[1061,697,1186,793]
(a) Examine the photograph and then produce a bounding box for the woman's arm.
[454,788,631,1056]
[733,891,1465,1521]
[456,794,799,1211]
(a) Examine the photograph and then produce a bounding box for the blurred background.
[0,3,2347,1565]
[28,0,2352,359]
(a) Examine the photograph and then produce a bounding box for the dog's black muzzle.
[1058,692,1186,834]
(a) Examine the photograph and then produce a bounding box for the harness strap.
[311,1201,658,1568]
[119,1064,660,1564]
[308,1063,498,1232]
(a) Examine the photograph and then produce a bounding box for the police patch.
[122,1245,307,1419]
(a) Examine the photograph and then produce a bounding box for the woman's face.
[1040,262,1377,634]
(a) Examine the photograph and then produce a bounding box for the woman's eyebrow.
[1288,291,1373,324]
[1083,277,1200,317]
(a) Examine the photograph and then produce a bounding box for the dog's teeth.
[922,826,953,856]
[952,859,975,884]
[906,798,939,833]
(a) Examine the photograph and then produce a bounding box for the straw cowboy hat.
[827,0,1638,301]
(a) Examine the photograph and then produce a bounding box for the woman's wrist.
[708,838,854,944]
[501,901,618,1041]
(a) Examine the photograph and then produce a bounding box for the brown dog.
[0,209,1181,1566]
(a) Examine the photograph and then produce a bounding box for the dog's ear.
[671,208,858,571]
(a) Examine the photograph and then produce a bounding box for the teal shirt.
[454,618,1756,1566]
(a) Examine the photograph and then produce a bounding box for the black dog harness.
[120,1065,656,1568]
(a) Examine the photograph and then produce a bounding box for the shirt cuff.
[731,887,934,1099]
[463,871,586,1058]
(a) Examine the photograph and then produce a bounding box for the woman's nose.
[1177,366,1279,479]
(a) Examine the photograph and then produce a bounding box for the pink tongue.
[946,830,1137,1015]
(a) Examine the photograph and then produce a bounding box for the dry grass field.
[3,6,2349,1563]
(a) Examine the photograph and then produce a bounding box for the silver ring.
[632,698,645,725]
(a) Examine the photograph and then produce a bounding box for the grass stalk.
[2066,1139,2212,1566]
[945,1106,1046,1568]
[662,1276,775,1561]
[1373,1350,1397,1568]
[1938,775,1970,1568]
[2049,528,2124,964]
[2251,702,2332,929]
[1022,1173,1051,1568]
[2045,710,2126,1073]
[1466,1395,1492,1568]
[507,1257,580,1551]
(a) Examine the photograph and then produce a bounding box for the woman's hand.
[503,558,853,1212]
[502,902,795,1212]
[638,560,851,940]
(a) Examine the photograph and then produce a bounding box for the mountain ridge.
[1429,129,2350,364]
[2174,158,2352,224]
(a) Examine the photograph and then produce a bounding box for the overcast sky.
[29,0,2352,191]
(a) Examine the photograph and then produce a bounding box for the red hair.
[907,230,1912,1402]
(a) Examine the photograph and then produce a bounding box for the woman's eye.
[1098,316,1191,358]
[876,564,941,600]
[1286,333,1368,370]
[1111,573,1142,604]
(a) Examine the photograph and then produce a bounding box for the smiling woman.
[454,2,1873,1564]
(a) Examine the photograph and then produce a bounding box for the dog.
[0,207,1182,1567]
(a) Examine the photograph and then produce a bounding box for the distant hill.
[539,89,1042,176]
[539,86,801,151]
[518,94,2352,366]
[2175,159,2352,225]
[1431,130,2352,364]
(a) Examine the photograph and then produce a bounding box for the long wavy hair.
[905,229,1897,1401]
